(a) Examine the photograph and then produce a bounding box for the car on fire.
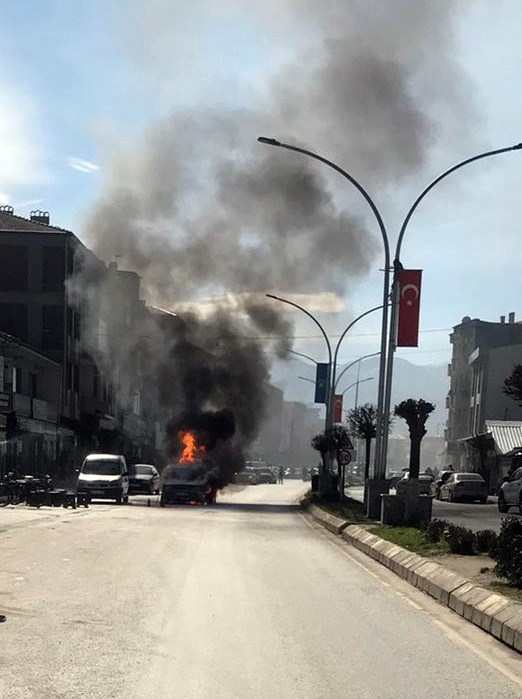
[160,461,218,506]
[128,463,161,495]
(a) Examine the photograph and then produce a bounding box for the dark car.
[129,464,160,495]
[438,472,488,503]
[255,467,277,484]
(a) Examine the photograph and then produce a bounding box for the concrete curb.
[304,500,522,654]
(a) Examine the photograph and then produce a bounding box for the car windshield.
[82,460,121,476]
[131,465,153,476]
[456,473,484,481]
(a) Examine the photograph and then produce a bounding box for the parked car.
[395,472,434,496]
[498,466,522,513]
[254,467,277,484]
[76,453,129,504]
[129,463,160,495]
[234,467,259,485]
[438,472,488,503]
[432,469,455,499]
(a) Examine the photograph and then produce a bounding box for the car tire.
[498,493,509,513]
[448,491,454,502]
[115,496,122,505]
[123,495,129,504]
[480,496,488,504]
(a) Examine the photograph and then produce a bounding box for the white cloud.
[68,157,100,173]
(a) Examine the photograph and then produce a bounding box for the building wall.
[446,314,522,468]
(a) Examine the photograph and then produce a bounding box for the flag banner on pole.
[333,394,343,423]
[314,363,329,404]
[397,269,422,347]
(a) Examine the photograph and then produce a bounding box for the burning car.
[160,431,219,506]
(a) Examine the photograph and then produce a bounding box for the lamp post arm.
[335,351,380,389]
[289,349,319,365]
[332,306,383,391]
[396,144,522,260]
[265,293,332,367]
[341,376,375,397]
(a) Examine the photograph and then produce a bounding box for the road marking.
[300,512,522,689]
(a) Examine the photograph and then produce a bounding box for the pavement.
[1,481,522,698]
[346,485,515,532]
[307,502,522,656]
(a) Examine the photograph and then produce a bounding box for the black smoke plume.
[72,1,476,472]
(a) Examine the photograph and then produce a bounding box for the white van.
[76,453,129,504]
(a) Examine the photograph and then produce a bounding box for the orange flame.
[178,431,205,462]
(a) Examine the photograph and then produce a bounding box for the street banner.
[314,363,329,404]
[333,394,343,423]
[397,269,422,347]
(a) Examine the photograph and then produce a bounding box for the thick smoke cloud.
[74,1,476,463]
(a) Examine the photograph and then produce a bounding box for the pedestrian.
[278,466,284,484]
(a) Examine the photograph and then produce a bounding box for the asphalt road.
[1,482,521,698]
[346,486,517,532]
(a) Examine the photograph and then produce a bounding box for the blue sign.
[314,363,329,404]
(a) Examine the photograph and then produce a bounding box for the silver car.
[438,472,488,503]
[498,466,522,513]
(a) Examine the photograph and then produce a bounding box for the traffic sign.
[338,450,352,466]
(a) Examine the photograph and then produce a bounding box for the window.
[0,245,27,290]
[42,305,64,349]
[510,468,522,482]
[0,303,27,341]
[42,246,65,292]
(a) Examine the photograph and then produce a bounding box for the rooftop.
[0,208,71,235]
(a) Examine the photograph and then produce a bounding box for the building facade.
[446,313,522,481]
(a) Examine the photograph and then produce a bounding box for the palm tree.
[346,403,377,481]
[394,399,435,479]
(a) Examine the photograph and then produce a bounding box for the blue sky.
[2,0,522,384]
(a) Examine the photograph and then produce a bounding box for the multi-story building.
[446,313,522,480]
[0,207,159,475]
[0,331,61,476]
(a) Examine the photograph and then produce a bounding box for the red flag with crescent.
[333,394,343,423]
[397,269,422,347]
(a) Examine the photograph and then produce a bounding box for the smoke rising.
[73,1,476,465]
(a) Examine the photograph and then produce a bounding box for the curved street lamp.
[334,351,380,392]
[266,293,332,430]
[258,136,522,486]
[340,376,375,398]
[258,137,390,473]
[289,349,319,365]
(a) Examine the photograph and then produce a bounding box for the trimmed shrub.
[445,524,476,555]
[491,517,522,587]
[474,529,498,555]
[424,518,450,543]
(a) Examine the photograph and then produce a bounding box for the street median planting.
[308,493,368,523]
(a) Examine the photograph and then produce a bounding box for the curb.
[305,501,522,654]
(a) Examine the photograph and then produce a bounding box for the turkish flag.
[333,394,343,423]
[397,269,422,347]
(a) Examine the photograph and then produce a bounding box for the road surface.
[346,486,515,532]
[0,482,521,698]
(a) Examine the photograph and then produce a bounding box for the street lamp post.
[379,143,522,470]
[258,136,522,511]
[258,137,391,481]
[265,293,332,432]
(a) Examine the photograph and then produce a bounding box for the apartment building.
[446,312,522,478]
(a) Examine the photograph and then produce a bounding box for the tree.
[503,365,522,405]
[394,399,435,479]
[311,433,329,474]
[311,425,353,498]
[346,403,377,481]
